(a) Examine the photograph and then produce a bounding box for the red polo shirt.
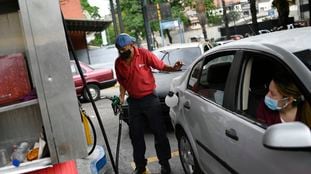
[115,47,165,99]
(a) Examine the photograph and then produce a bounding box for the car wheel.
[178,132,203,174]
[83,84,100,102]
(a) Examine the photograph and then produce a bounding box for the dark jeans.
[127,94,171,168]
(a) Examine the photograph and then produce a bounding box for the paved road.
[76,86,184,174]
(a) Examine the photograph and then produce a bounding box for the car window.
[238,55,277,119]
[203,44,211,52]
[153,47,202,69]
[294,49,311,70]
[71,62,86,75]
[187,53,234,106]
[237,53,298,122]
[187,60,204,91]
[89,46,118,64]
[71,63,78,75]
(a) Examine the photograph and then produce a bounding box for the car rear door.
[182,51,238,174]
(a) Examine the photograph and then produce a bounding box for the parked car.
[88,45,118,71]
[121,42,213,124]
[70,61,117,102]
[215,35,244,46]
[167,27,311,174]
[258,29,271,34]
[230,34,244,40]
[214,36,234,46]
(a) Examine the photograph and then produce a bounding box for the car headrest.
[250,59,273,88]
[207,62,231,84]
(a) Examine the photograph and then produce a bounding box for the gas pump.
[63,13,124,174]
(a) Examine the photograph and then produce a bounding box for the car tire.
[178,132,203,174]
[83,84,100,102]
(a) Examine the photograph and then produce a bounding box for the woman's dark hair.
[273,71,311,127]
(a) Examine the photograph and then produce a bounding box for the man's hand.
[162,61,184,72]
[119,95,125,104]
[173,61,184,71]
[119,84,126,104]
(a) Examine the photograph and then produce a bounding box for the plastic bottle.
[165,91,178,107]
[11,142,29,167]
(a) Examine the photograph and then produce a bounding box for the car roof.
[202,27,311,93]
[222,27,311,53]
[154,42,208,51]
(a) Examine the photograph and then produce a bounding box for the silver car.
[167,27,311,174]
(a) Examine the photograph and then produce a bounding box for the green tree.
[120,0,144,41]
[119,0,190,45]
[89,33,103,45]
[194,0,215,40]
[206,14,222,26]
[170,1,189,26]
[107,25,116,45]
[204,0,215,10]
[80,0,101,19]
[205,1,220,26]
[196,0,208,40]
[80,0,102,46]
[116,0,216,45]
[227,11,240,23]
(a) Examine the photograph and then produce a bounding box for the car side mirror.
[165,91,178,107]
[263,122,311,150]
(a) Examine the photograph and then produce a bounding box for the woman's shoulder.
[256,99,281,125]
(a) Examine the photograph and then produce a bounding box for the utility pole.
[250,0,258,34]
[222,0,230,39]
[196,0,208,41]
[141,0,153,50]
[109,0,119,36]
[115,0,124,33]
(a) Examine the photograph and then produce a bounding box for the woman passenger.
[256,71,311,127]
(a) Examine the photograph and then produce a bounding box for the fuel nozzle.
[111,95,121,115]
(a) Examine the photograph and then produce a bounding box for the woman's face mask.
[264,95,289,110]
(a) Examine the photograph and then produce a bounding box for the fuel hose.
[61,13,118,174]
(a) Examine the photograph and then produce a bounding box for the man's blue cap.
[115,33,136,48]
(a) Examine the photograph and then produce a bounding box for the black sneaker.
[132,167,146,174]
[160,163,171,174]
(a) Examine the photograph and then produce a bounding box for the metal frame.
[0,1,87,172]
[18,0,87,162]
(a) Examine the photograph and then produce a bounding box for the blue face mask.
[264,95,289,111]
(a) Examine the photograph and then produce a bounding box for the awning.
[65,19,112,32]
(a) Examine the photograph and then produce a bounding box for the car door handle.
[225,128,239,141]
[184,101,191,109]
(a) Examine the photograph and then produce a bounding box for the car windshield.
[294,49,311,71]
[88,45,118,70]
[153,47,201,69]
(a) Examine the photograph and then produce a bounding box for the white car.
[167,27,311,174]
[121,42,213,125]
